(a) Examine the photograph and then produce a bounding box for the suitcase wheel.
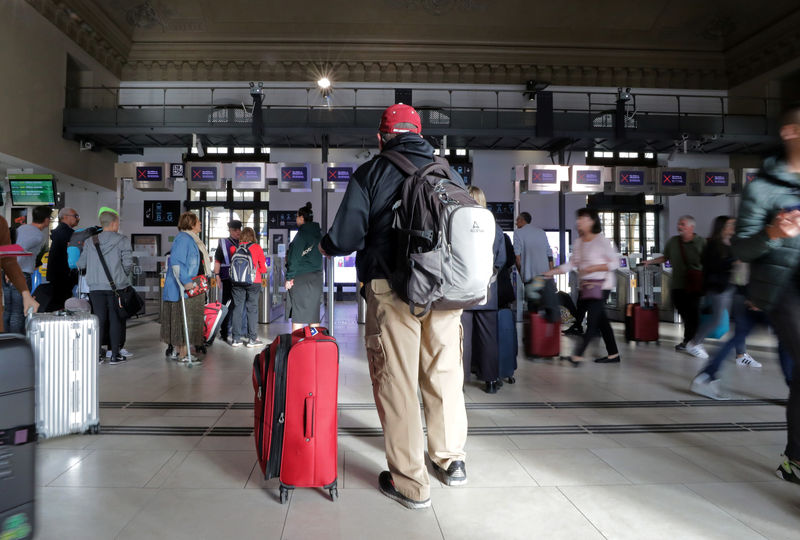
[329,487,338,501]
[280,486,289,504]
[505,377,516,385]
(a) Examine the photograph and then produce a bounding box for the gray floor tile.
[433,487,605,540]
[560,483,768,540]
[48,449,177,487]
[158,450,257,489]
[590,447,724,484]
[512,448,631,486]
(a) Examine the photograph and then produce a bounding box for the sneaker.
[776,456,800,484]
[168,351,180,361]
[377,471,431,509]
[231,340,243,348]
[675,342,687,352]
[431,460,468,486]
[165,345,174,357]
[691,373,729,400]
[108,355,127,365]
[119,348,134,358]
[686,343,709,360]
[247,339,264,348]
[736,353,762,368]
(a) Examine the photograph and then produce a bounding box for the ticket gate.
[659,264,679,323]
[607,257,634,322]
[259,258,286,323]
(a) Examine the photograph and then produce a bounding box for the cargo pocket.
[365,333,389,387]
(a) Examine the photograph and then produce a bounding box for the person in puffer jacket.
[731,103,800,485]
[76,209,133,365]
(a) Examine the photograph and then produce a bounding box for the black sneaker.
[432,460,468,486]
[378,471,431,509]
[108,355,128,365]
[776,455,800,484]
[675,342,687,352]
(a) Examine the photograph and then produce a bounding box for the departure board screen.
[327,167,353,182]
[235,166,262,181]
[281,167,308,182]
[9,177,56,205]
[190,166,218,181]
[704,172,729,186]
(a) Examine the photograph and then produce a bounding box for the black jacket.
[320,134,438,283]
[46,221,76,284]
[702,239,735,294]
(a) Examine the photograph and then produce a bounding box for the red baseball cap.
[379,103,422,134]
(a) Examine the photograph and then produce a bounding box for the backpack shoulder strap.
[380,150,420,176]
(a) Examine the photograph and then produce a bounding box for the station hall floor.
[34,303,800,540]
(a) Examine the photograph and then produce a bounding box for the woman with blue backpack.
[229,227,267,348]
[285,202,323,332]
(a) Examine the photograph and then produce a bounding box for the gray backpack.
[381,150,496,316]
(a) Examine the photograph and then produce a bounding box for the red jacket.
[246,242,268,282]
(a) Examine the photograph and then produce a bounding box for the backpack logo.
[471,221,484,233]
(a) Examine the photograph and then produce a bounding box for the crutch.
[172,265,198,367]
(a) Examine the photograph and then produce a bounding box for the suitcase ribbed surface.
[27,312,99,438]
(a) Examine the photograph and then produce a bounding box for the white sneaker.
[736,353,762,368]
[686,343,709,360]
[691,374,730,400]
[119,348,133,358]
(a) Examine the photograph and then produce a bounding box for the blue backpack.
[67,226,102,269]
[229,243,256,285]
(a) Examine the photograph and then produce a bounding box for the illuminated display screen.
[704,172,729,186]
[327,167,353,182]
[452,163,472,185]
[529,169,558,184]
[9,178,56,205]
[661,171,687,186]
[745,172,757,184]
[143,201,180,227]
[618,170,644,186]
[281,167,308,182]
[136,166,163,181]
[190,166,218,181]
[576,169,602,185]
[235,166,262,181]
[619,258,628,268]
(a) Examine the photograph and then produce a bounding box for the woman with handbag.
[161,212,212,362]
[76,209,133,365]
[544,208,621,365]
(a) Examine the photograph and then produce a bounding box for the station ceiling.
[31,0,800,89]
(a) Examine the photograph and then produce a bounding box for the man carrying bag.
[76,209,137,364]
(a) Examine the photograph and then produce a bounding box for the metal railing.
[65,84,782,134]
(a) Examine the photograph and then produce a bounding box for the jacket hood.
[97,230,126,248]
[381,133,435,160]
[760,156,800,188]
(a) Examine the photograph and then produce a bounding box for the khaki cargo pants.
[364,279,468,501]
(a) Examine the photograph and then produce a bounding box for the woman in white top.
[544,208,621,365]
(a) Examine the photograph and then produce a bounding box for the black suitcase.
[0,335,36,540]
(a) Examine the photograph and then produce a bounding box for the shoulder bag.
[92,236,144,319]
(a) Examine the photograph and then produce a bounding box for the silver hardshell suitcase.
[27,312,100,438]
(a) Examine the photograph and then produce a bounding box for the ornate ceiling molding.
[120,57,727,90]
[24,0,130,76]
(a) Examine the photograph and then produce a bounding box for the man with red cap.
[320,103,468,509]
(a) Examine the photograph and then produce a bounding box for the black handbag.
[92,236,144,319]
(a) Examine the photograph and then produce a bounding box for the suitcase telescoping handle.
[304,395,314,440]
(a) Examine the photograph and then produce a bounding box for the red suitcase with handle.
[253,327,339,503]
[524,312,561,358]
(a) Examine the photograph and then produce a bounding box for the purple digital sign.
[235,166,262,181]
[190,166,218,181]
[618,170,644,186]
[661,171,687,186]
[136,166,163,181]
[281,167,308,182]
[704,172,729,186]
[576,169,602,185]
[327,167,353,182]
[529,169,558,184]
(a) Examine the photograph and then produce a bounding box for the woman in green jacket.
[285,202,323,331]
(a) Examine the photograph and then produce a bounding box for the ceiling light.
[317,77,331,90]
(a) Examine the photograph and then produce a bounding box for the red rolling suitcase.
[625,304,659,343]
[524,312,561,358]
[253,327,339,503]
